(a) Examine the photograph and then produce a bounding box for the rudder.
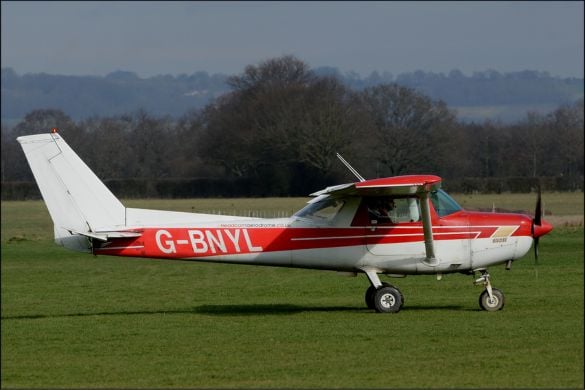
[17,132,126,251]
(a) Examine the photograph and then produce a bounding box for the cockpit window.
[430,189,462,217]
[366,197,420,224]
[351,196,421,226]
[294,198,345,223]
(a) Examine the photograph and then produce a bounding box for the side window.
[405,197,421,222]
[367,198,394,224]
[365,197,420,225]
[391,197,421,223]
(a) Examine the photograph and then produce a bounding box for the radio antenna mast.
[336,153,366,182]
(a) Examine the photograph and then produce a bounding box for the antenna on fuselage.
[336,153,366,182]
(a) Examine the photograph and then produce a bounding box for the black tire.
[365,285,377,309]
[479,288,505,311]
[365,282,405,310]
[373,286,403,313]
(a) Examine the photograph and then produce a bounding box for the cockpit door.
[353,196,427,258]
[355,193,471,269]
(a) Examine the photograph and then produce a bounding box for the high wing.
[311,175,441,197]
[311,175,442,266]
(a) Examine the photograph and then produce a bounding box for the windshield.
[430,189,462,217]
[294,197,345,223]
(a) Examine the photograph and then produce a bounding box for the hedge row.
[442,176,584,194]
[2,176,583,200]
[0,177,257,201]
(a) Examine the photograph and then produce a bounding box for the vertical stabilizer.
[17,132,126,251]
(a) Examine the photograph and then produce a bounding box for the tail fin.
[17,132,126,252]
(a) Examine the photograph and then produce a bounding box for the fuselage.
[92,194,550,275]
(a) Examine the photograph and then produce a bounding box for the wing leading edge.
[310,175,441,197]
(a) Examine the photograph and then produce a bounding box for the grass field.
[1,194,583,388]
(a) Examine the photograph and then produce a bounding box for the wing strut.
[419,192,439,266]
[336,153,365,182]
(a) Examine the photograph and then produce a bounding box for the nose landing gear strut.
[474,270,505,311]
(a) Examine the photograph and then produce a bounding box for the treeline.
[1,68,230,123]
[319,67,584,106]
[1,55,583,199]
[2,63,582,124]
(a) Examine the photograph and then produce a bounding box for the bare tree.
[7,109,83,180]
[361,84,456,176]
[510,112,548,177]
[78,115,133,179]
[228,54,314,92]
[545,99,584,177]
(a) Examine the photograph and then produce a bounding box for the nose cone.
[533,219,553,238]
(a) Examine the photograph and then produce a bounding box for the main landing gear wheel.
[479,288,505,311]
[373,286,403,313]
[365,282,386,309]
[365,282,405,310]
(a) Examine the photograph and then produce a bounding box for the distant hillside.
[2,67,583,125]
[1,68,230,126]
[314,67,584,122]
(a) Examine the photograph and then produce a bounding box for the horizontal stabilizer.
[65,228,142,242]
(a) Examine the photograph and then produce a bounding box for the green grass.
[453,192,584,216]
[1,196,583,388]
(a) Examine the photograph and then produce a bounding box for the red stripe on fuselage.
[93,223,528,260]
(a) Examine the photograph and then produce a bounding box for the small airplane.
[17,130,553,313]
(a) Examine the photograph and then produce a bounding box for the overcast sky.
[2,1,583,78]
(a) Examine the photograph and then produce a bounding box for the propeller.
[529,186,553,278]
[532,186,542,265]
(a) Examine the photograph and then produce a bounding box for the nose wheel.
[474,270,505,311]
[479,288,504,311]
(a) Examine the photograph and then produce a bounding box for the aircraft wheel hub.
[380,293,395,308]
[479,287,505,311]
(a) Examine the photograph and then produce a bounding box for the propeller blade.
[534,236,539,264]
[531,187,542,278]
[534,236,539,279]
[534,186,542,226]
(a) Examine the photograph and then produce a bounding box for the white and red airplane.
[18,130,552,313]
